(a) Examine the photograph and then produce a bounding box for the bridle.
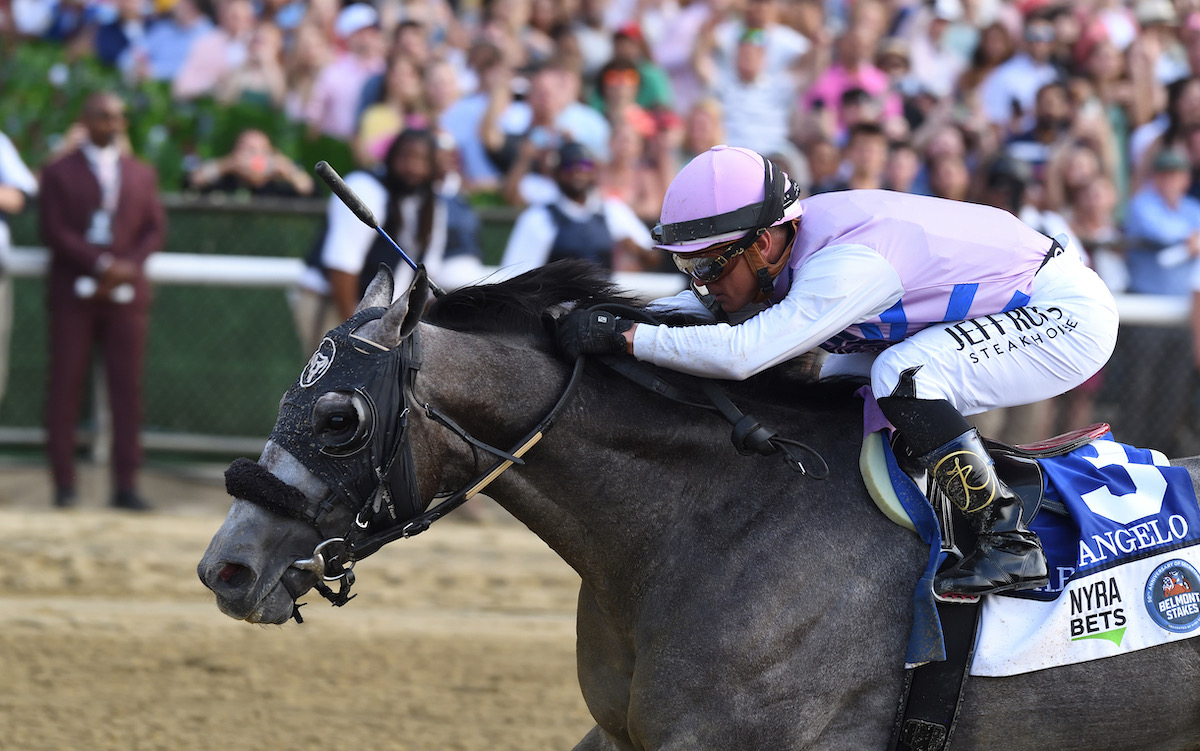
[226,305,827,623]
[226,307,587,620]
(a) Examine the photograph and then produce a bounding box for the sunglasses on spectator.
[672,241,747,284]
[603,69,640,89]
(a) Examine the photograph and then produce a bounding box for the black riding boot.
[920,429,1049,598]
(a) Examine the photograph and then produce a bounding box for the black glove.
[557,309,633,360]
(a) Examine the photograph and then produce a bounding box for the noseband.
[226,307,586,619]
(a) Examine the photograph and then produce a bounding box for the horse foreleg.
[573,725,635,751]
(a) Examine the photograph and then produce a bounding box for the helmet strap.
[746,224,795,304]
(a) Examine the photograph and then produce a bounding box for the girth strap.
[890,599,982,751]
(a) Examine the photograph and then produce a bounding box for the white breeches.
[821,252,1119,416]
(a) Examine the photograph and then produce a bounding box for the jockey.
[557,144,1120,599]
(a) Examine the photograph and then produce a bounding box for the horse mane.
[425,259,644,338]
[424,259,864,409]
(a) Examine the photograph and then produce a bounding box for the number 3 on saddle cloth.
[857,386,1200,677]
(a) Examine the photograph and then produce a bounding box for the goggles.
[672,241,747,284]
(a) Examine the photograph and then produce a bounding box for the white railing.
[7,246,1192,455]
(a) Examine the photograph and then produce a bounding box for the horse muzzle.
[198,499,322,624]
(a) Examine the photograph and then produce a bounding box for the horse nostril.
[216,562,253,590]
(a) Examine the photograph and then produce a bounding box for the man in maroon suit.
[39,91,166,510]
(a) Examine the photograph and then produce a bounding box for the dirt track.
[0,461,594,751]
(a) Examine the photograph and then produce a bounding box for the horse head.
[198,260,633,624]
[198,265,432,624]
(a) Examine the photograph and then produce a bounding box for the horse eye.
[312,392,373,454]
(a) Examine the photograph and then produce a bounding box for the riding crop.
[313,160,448,298]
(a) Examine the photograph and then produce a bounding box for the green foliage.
[0,41,355,191]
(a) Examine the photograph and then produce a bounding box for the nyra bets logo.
[300,337,336,387]
[1144,559,1200,633]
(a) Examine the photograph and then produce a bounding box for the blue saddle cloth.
[879,429,1200,667]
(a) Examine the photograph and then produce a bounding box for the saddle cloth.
[858,389,1200,677]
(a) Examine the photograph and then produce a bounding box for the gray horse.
[199,262,1200,750]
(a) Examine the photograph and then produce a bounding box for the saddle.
[862,422,1113,544]
[865,422,1111,751]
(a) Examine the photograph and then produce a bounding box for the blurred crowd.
[11,0,1200,448]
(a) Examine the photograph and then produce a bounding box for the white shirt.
[0,131,37,263]
[300,171,484,296]
[499,191,652,276]
[978,53,1059,128]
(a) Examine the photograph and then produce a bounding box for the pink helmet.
[652,145,804,254]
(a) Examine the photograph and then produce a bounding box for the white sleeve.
[499,207,556,275]
[632,244,904,380]
[604,198,653,248]
[320,172,387,275]
[0,133,37,195]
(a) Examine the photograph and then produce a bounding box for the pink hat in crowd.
[653,145,804,254]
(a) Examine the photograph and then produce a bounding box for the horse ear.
[354,264,394,314]
[376,267,429,348]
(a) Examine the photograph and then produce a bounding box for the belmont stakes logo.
[301,337,336,388]
[1144,559,1200,633]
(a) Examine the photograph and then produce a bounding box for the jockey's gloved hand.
[557,309,633,360]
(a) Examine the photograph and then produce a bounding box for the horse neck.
[418,326,869,613]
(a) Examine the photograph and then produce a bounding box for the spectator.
[926,151,971,201]
[827,121,888,191]
[804,135,843,195]
[801,25,903,139]
[501,141,653,274]
[354,53,428,167]
[1124,147,1200,294]
[1136,0,1187,85]
[1132,76,1200,186]
[594,60,658,137]
[38,91,166,511]
[1068,175,1127,288]
[709,0,809,79]
[0,129,38,408]
[304,3,386,141]
[571,0,613,79]
[642,0,713,116]
[977,7,1063,134]
[185,128,313,196]
[172,0,256,101]
[355,20,436,125]
[293,128,484,349]
[439,40,509,193]
[483,59,611,205]
[954,20,1016,119]
[705,27,801,160]
[1117,148,1200,454]
[1003,80,1073,186]
[608,23,674,114]
[674,96,724,165]
[282,21,332,121]
[90,0,152,68]
[128,0,214,83]
[521,0,563,66]
[884,139,920,193]
[599,117,672,221]
[216,21,286,108]
[903,0,969,100]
